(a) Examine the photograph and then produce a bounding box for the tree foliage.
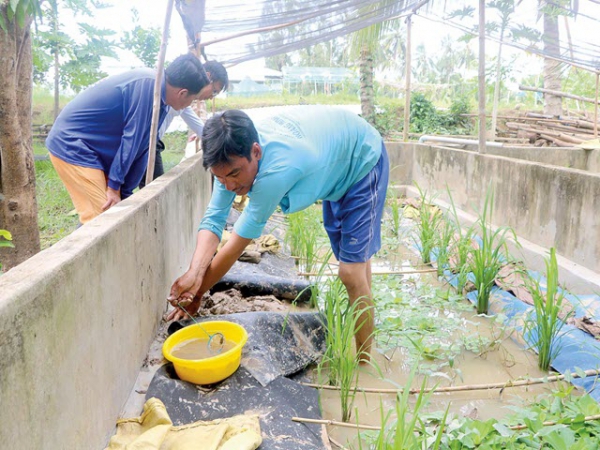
[120,8,161,68]
[32,0,117,93]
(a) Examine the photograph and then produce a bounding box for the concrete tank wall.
[0,154,211,449]
[385,142,600,278]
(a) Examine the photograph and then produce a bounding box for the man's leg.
[139,140,165,189]
[338,260,374,362]
[323,143,389,363]
[49,154,107,224]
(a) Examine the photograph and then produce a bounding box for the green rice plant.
[434,216,454,277]
[412,184,443,265]
[385,187,402,238]
[318,278,367,422]
[446,187,476,293]
[470,188,516,314]
[285,206,323,273]
[294,249,332,309]
[523,248,573,371]
[358,369,447,450]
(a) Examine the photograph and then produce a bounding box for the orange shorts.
[49,154,107,224]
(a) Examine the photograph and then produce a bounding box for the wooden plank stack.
[500,112,598,147]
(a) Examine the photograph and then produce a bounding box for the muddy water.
[171,338,236,360]
[322,313,551,446]
[317,243,555,447]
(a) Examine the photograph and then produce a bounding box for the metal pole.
[403,14,412,142]
[145,0,175,186]
[478,0,486,154]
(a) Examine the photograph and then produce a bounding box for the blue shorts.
[323,143,389,263]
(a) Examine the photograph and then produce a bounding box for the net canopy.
[175,0,600,72]
[176,0,425,65]
[282,66,357,83]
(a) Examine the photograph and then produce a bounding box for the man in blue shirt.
[168,106,389,362]
[139,60,229,189]
[46,54,220,224]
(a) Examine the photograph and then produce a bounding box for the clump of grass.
[286,206,323,273]
[412,184,443,265]
[470,188,516,314]
[318,278,366,422]
[523,248,572,371]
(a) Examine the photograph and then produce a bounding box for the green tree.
[121,8,161,68]
[0,0,42,270]
[32,0,117,119]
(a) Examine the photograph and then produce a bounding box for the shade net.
[175,0,600,72]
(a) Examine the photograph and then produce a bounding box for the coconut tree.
[487,0,515,138]
[348,1,413,124]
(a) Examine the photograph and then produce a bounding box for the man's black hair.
[203,60,229,92]
[165,53,209,94]
[201,110,258,169]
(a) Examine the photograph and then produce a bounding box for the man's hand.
[102,187,121,211]
[166,295,203,321]
[166,269,203,321]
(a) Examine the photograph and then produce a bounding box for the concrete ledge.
[0,154,211,449]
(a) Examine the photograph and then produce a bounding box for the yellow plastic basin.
[162,321,248,385]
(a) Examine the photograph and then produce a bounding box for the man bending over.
[168,106,388,361]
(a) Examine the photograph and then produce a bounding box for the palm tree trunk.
[0,8,40,270]
[543,10,562,116]
[359,45,375,124]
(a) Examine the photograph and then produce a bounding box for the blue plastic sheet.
[444,269,600,401]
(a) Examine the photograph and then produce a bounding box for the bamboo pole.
[478,0,486,154]
[298,268,438,277]
[292,414,600,433]
[519,85,596,104]
[291,417,381,431]
[595,73,599,138]
[145,0,174,186]
[300,369,600,395]
[509,414,600,431]
[403,14,412,142]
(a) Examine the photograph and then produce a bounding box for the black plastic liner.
[153,312,329,449]
[210,209,315,304]
[168,312,326,387]
[146,365,327,449]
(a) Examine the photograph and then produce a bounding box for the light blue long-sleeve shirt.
[160,106,204,138]
[199,106,383,240]
[46,69,169,198]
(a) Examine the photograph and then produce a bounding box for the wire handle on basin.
[176,302,225,354]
